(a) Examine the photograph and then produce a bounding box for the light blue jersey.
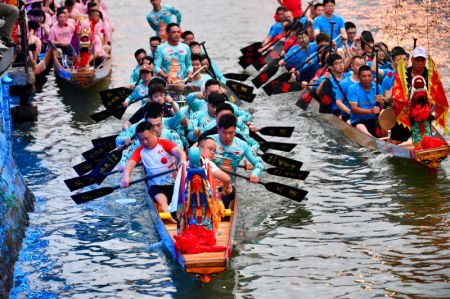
[348,82,384,125]
[126,83,149,106]
[129,64,140,85]
[313,14,345,45]
[146,5,182,37]
[154,42,192,81]
[190,73,212,88]
[210,134,264,180]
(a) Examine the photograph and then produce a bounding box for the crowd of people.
[117,0,264,222]
[1,0,113,70]
[259,0,435,146]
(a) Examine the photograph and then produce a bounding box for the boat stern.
[414,145,450,168]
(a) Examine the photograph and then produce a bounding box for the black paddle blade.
[71,186,115,205]
[90,148,124,177]
[240,42,262,55]
[251,64,279,88]
[90,109,112,122]
[252,55,266,71]
[261,153,303,170]
[82,143,116,161]
[260,141,296,152]
[264,182,308,202]
[224,73,250,82]
[295,90,314,110]
[238,56,253,69]
[226,80,255,101]
[262,73,292,96]
[73,158,102,176]
[259,126,294,137]
[271,81,303,95]
[223,85,243,106]
[64,174,99,192]
[91,135,118,148]
[266,168,309,180]
[100,87,132,108]
[318,78,333,114]
[264,41,284,65]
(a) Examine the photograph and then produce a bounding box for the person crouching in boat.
[348,65,385,137]
[210,114,264,209]
[120,121,186,216]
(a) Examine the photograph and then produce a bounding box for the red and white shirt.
[129,138,178,185]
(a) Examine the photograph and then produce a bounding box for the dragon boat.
[53,24,111,88]
[301,95,449,169]
[145,148,237,283]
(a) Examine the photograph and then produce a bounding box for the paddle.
[223,170,308,202]
[249,131,296,152]
[71,169,175,205]
[225,80,256,103]
[100,87,133,108]
[73,157,103,176]
[65,162,144,192]
[258,126,294,137]
[224,73,250,82]
[91,134,118,148]
[240,42,262,55]
[89,143,130,179]
[82,142,117,161]
[260,153,302,170]
[266,167,309,180]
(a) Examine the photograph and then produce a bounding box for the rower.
[189,54,212,88]
[146,0,182,41]
[210,114,264,207]
[277,0,303,21]
[344,22,357,47]
[148,36,161,59]
[121,122,186,215]
[189,41,227,84]
[261,6,287,47]
[153,23,193,83]
[335,55,365,121]
[299,3,324,26]
[312,0,347,45]
[181,30,195,45]
[123,64,153,108]
[129,48,147,88]
[117,102,184,170]
[48,9,75,57]
[348,65,385,137]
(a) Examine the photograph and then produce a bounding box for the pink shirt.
[93,35,106,57]
[49,23,75,45]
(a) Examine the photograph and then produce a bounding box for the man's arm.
[171,147,187,164]
[242,141,264,183]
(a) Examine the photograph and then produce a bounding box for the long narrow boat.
[53,50,112,88]
[145,180,238,283]
[305,98,450,168]
[33,46,54,78]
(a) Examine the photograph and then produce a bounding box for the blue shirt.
[129,64,140,85]
[348,82,384,124]
[190,73,212,88]
[146,5,182,37]
[268,22,283,38]
[381,69,396,91]
[126,83,148,106]
[210,134,264,180]
[284,44,308,70]
[154,42,193,81]
[314,72,351,113]
[313,14,345,45]
[335,75,359,109]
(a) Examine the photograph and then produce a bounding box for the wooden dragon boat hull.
[308,98,450,169]
[53,50,111,89]
[34,47,54,78]
[145,181,237,283]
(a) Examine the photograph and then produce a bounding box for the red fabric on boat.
[174,224,227,254]
[420,136,445,149]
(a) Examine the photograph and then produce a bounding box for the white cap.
[412,47,427,59]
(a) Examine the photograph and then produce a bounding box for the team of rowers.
[21,0,112,69]
[115,0,265,221]
[260,0,432,145]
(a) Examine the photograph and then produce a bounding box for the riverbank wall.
[0,81,34,298]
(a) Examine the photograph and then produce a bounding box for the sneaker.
[1,73,13,84]
[0,20,5,28]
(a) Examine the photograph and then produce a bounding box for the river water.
[8,0,450,298]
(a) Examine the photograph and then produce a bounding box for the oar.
[266,167,309,180]
[249,131,296,152]
[71,169,175,205]
[258,126,294,137]
[240,42,262,55]
[224,73,250,82]
[65,162,144,192]
[100,87,133,108]
[223,170,308,202]
[89,143,130,178]
[90,105,126,122]
[82,142,117,161]
[91,134,117,148]
[73,157,103,176]
[260,153,303,170]
[269,82,319,96]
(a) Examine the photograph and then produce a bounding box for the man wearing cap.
[147,0,182,41]
[153,23,192,83]
[313,0,347,46]
[123,64,153,108]
[407,47,428,89]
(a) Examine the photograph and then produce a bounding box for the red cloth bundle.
[420,136,445,149]
[174,225,227,254]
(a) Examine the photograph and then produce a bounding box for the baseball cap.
[412,47,427,59]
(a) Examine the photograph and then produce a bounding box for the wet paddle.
[249,131,296,152]
[71,170,175,204]
[266,167,309,180]
[240,42,262,55]
[258,126,294,137]
[89,144,130,178]
[223,170,308,203]
[82,142,117,161]
[260,153,303,170]
[73,157,103,176]
[224,73,250,82]
[91,134,117,148]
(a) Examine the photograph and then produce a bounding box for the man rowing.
[348,65,385,137]
[312,0,347,45]
[153,23,192,83]
[146,0,181,41]
[121,122,186,215]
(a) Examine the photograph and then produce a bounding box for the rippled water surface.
[9,0,450,298]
